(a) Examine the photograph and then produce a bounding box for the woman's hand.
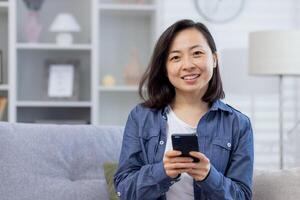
[186,151,211,181]
[163,150,195,178]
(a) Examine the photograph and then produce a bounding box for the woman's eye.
[193,51,202,57]
[171,56,180,61]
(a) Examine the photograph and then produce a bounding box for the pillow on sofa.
[103,162,119,200]
[253,167,300,200]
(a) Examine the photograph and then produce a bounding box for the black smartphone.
[171,133,200,163]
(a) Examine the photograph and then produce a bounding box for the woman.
[114,19,253,200]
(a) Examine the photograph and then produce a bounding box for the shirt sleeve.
[196,115,254,200]
[113,106,175,200]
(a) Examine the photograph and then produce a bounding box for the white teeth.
[182,74,200,80]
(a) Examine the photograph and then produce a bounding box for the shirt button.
[159,140,165,145]
[227,143,231,148]
[117,192,121,197]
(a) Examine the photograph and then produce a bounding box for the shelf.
[0,1,8,7]
[16,43,92,51]
[17,107,91,124]
[99,85,139,92]
[6,0,158,124]
[17,101,92,108]
[99,3,156,16]
[0,2,8,13]
[0,84,9,91]
[99,4,156,11]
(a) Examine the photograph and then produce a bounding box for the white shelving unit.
[95,0,158,125]
[12,0,93,124]
[1,0,159,125]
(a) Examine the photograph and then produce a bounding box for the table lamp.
[249,30,300,169]
[49,13,81,45]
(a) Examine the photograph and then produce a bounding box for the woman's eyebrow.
[169,45,205,55]
[169,50,181,54]
[190,45,204,50]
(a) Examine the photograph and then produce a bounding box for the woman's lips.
[181,74,200,80]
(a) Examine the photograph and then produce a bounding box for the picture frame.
[44,59,80,100]
[0,50,3,84]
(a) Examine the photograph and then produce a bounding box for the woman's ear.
[213,53,218,68]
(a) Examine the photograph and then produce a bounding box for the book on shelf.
[0,96,7,121]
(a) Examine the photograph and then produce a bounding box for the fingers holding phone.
[186,151,211,181]
[170,133,211,181]
[163,150,196,179]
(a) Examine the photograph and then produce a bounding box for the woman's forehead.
[169,28,209,51]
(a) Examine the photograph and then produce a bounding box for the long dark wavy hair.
[139,19,225,109]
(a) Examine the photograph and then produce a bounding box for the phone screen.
[171,133,200,162]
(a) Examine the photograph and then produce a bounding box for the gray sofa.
[0,122,123,200]
[0,122,300,200]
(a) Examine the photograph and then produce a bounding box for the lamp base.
[55,33,73,45]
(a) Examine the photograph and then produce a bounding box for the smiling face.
[166,28,217,98]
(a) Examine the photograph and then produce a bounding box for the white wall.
[161,0,296,48]
[294,0,300,28]
[160,0,300,169]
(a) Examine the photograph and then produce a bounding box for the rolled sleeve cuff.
[196,165,222,190]
[152,161,175,191]
[152,161,172,182]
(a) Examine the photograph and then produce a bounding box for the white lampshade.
[49,13,81,32]
[249,30,300,75]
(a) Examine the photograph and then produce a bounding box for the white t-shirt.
[165,106,196,200]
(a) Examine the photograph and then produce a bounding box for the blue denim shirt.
[114,100,254,200]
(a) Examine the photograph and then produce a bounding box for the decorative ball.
[102,75,116,86]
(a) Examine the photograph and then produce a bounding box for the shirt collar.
[161,106,170,119]
[209,99,233,114]
[161,99,233,117]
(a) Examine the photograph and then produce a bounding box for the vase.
[123,49,142,85]
[24,10,42,43]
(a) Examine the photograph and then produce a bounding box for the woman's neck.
[172,91,208,110]
[170,94,209,127]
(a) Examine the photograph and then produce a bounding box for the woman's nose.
[182,57,195,70]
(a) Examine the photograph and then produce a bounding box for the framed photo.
[44,59,80,100]
[0,50,3,84]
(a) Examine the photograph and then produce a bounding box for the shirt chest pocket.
[141,129,160,164]
[211,138,232,172]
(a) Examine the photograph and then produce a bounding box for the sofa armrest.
[253,168,300,200]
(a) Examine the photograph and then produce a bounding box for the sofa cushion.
[0,122,124,200]
[253,167,300,200]
[103,162,119,200]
